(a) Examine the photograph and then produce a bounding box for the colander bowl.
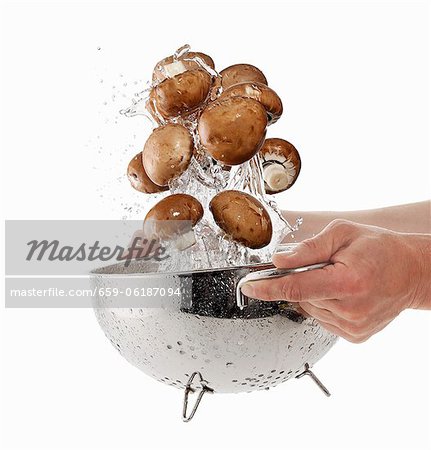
[91,258,337,419]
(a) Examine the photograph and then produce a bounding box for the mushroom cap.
[219,81,283,124]
[145,193,203,224]
[144,194,204,240]
[198,97,268,166]
[127,153,169,194]
[149,69,212,120]
[152,52,215,83]
[209,190,272,249]
[220,64,268,90]
[259,138,301,194]
[142,124,194,187]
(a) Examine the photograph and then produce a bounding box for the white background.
[1,1,430,449]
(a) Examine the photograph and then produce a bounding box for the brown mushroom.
[219,82,283,125]
[220,64,267,90]
[198,97,267,166]
[209,190,272,249]
[259,138,301,194]
[127,153,168,194]
[152,52,215,83]
[148,69,212,120]
[142,124,194,187]
[144,194,204,242]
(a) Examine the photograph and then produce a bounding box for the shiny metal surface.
[91,259,337,395]
[182,371,214,422]
[236,262,331,308]
[296,363,331,397]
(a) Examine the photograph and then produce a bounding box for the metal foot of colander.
[295,363,331,397]
[182,372,214,422]
[182,364,331,422]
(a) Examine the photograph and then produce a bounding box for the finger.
[315,320,358,342]
[318,315,393,344]
[273,220,357,269]
[240,262,349,301]
[307,299,347,318]
[308,298,376,323]
[300,302,337,324]
[301,302,359,332]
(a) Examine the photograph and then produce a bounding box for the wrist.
[404,233,431,310]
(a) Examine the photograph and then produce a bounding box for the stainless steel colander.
[91,257,337,421]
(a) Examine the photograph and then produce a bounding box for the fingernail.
[241,283,255,298]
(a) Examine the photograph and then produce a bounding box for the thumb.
[273,219,355,269]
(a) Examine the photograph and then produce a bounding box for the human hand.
[240,220,430,343]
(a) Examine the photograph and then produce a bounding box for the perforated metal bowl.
[91,258,337,420]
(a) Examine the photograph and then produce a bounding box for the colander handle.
[236,262,331,308]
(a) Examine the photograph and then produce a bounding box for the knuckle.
[348,335,369,344]
[329,218,348,228]
[280,280,303,302]
[344,320,365,335]
[340,326,369,343]
[327,219,358,237]
[255,284,272,300]
[345,335,364,344]
[301,238,320,254]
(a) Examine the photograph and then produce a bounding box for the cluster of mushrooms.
[127,47,301,250]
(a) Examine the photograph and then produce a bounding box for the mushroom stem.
[162,60,187,78]
[173,229,197,251]
[263,164,290,192]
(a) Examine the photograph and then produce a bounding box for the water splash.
[113,45,301,271]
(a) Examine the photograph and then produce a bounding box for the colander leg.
[296,363,331,397]
[182,371,214,422]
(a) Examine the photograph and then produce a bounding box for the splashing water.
[117,45,301,272]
